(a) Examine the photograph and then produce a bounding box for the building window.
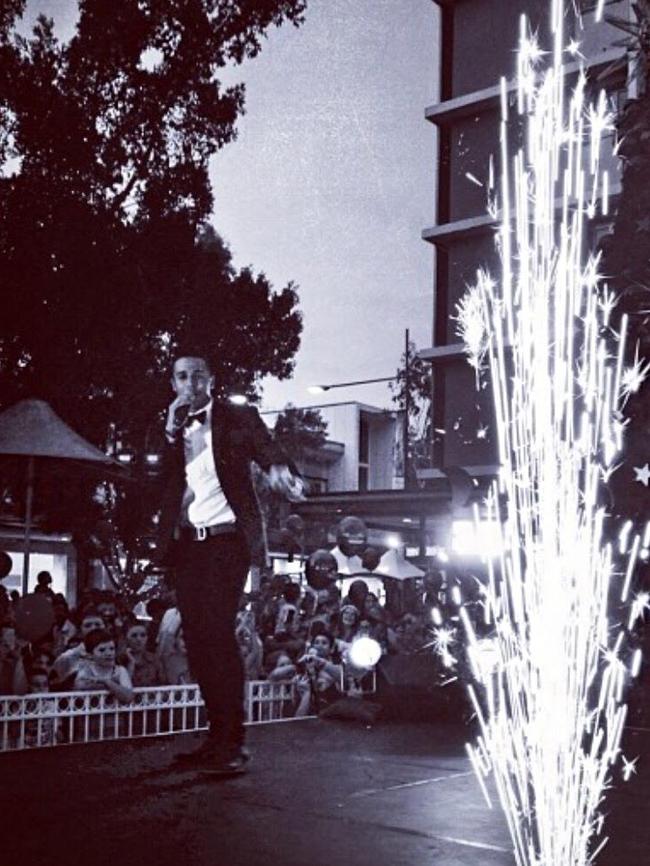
[304,475,328,494]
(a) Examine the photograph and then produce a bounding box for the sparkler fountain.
[453,1,648,864]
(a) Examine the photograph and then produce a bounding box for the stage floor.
[2,719,649,866]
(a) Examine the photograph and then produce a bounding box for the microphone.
[173,403,191,430]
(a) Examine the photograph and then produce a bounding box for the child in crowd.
[23,667,57,747]
[74,629,133,703]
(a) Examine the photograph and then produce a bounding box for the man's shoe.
[171,739,222,768]
[202,747,250,777]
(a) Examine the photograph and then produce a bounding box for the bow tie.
[183,410,207,428]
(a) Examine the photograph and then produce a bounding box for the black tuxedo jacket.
[155,402,290,568]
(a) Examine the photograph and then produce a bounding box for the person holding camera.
[293,632,342,717]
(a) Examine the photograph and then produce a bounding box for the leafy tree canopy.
[0,0,307,450]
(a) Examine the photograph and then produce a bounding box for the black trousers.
[174,529,249,750]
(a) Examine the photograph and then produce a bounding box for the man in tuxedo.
[157,355,302,774]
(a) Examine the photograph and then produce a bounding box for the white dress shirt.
[181,400,236,528]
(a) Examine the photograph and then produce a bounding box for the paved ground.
[1,717,649,866]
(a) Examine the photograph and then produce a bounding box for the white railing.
[0,680,296,753]
[0,670,378,753]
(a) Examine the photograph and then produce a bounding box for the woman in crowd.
[236,618,264,681]
[333,604,360,655]
[160,624,191,685]
[119,620,162,687]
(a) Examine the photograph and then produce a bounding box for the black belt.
[179,522,238,542]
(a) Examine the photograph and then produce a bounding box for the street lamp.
[307,376,395,395]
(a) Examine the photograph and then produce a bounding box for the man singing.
[156,355,302,775]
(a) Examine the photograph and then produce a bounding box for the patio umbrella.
[0,399,125,594]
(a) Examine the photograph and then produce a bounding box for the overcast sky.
[25,1,439,412]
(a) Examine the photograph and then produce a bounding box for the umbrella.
[0,399,125,594]
[374,548,425,580]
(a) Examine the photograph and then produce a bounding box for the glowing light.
[228,394,248,405]
[431,606,443,626]
[386,535,401,549]
[454,4,641,864]
[451,519,502,559]
[347,636,381,669]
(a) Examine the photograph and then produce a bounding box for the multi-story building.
[263,401,451,555]
[263,401,402,495]
[420,0,631,476]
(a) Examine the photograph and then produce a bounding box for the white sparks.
[455,4,642,865]
[455,279,490,375]
[430,626,458,669]
[621,754,639,781]
[465,171,484,187]
[620,345,650,405]
[634,464,650,487]
[565,38,584,59]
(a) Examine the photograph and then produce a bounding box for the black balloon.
[283,513,305,541]
[15,593,55,642]
[306,549,338,589]
[336,516,367,558]
[0,551,12,579]
[361,546,381,571]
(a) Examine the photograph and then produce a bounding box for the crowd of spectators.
[0,566,468,719]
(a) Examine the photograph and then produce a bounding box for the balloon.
[283,513,305,541]
[15,593,55,642]
[279,528,301,562]
[0,551,12,579]
[361,546,381,571]
[336,516,367,558]
[305,549,338,589]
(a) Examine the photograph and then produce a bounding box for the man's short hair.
[170,353,212,374]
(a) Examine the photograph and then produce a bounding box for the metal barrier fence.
[0,680,296,753]
[1,668,378,753]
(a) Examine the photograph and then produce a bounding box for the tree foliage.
[271,404,328,465]
[390,340,434,483]
[0,0,306,451]
[0,1,307,584]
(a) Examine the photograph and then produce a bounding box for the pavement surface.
[1,717,649,866]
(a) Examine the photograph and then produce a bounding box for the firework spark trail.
[455,2,645,865]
